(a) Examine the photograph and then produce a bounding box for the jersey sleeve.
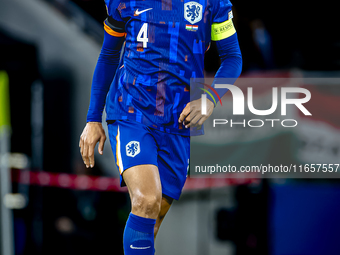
[104,0,126,36]
[86,31,125,123]
[211,0,236,41]
[205,34,242,106]
[85,1,126,122]
[205,0,242,106]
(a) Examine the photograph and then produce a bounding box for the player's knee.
[132,193,161,218]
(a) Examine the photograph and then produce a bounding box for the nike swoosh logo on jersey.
[130,245,151,249]
[134,8,153,16]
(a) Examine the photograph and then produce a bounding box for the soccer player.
[79,0,242,253]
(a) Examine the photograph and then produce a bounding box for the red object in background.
[11,169,257,192]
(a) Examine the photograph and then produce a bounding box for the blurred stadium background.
[1,0,340,255]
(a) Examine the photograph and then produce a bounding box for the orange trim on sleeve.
[104,22,126,37]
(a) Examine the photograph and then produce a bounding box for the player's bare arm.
[79,122,106,168]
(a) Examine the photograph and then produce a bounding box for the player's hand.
[79,122,106,168]
[178,98,214,128]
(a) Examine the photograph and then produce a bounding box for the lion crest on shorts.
[126,141,140,157]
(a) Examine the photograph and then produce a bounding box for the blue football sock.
[123,213,156,255]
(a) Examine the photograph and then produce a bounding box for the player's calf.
[124,213,156,255]
[123,194,161,254]
[154,196,173,239]
[122,165,162,254]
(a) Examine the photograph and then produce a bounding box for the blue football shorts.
[107,119,190,200]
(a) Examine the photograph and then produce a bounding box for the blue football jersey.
[104,0,236,135]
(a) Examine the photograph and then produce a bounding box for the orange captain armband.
[104,21,126,37]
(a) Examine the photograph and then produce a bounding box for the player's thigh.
[107,120,162,217]
[123,164,162,204]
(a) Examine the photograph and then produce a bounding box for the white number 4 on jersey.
[137,23,148,48]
